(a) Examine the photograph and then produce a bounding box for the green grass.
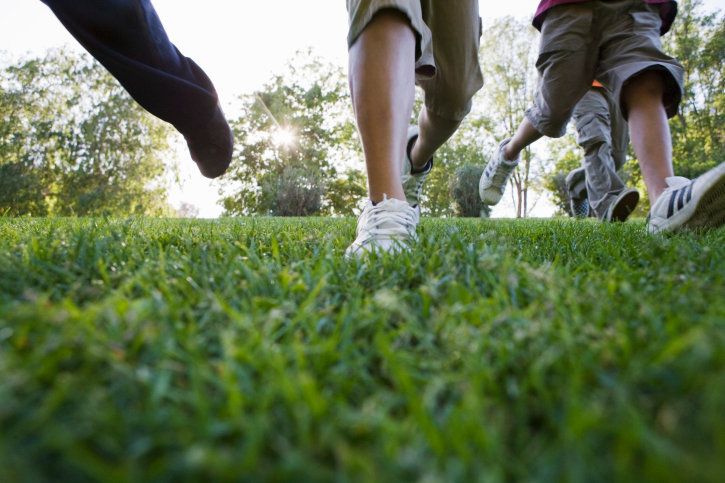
[1,216,724,482]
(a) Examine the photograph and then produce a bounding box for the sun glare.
[273,128,296,148]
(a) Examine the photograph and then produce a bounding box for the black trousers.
[41,0,219,135]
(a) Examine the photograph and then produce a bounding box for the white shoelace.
[363,203,416,239]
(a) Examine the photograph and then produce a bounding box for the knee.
[622,70,666,111]
[576,114,611,147]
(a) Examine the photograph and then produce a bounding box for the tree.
[219,50,366,217]
[0,49,175,217]
[477,17,540,218]
[663,0,725,179]
[176,202,200,218]
[420,118,494,217]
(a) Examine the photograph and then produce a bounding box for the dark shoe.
[182,104,234,179]
[570,197,590,219]
[604,187,640,222]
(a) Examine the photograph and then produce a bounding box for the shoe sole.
[479,177,504,205]
[651,163,725,234]
[344,237,412,259]
[608,189,640,222]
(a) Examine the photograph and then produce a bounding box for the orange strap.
[592,80,603,88]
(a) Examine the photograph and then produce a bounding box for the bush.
[450,164,491,218]
[266,167,325,217]
[543,171,573,217]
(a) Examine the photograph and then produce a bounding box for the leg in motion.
[626,71,725,232]
[40,0,233,178]
[622,71,673,203]
[345,8,419,257]
[573,87,637,222]
[348,9,416,204]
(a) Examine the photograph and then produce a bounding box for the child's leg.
[503,118,544,161]
[573,88,630,219]
[621,71,674,204]
[348,10,416,203]
[42,0,232,179]
[411,0,483,168]
[410,109,461,168]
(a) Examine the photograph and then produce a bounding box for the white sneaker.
[649,162,725,234]
[401,125,433,208]
[479,138,519,205]
[345,197,418,257]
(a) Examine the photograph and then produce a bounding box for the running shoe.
[345,197,418,257]
[479,138,519,205]
[401,126,433,208]
[648,162,725,234]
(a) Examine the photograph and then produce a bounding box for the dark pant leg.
[40,0,219,135]
[572,88,626,220]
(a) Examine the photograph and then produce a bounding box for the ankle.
[408,136,428,168]
[503,144,518,162]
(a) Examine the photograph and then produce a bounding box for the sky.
[2,0,724,218]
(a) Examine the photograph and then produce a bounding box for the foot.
[345,197,418,257]
[604,187,640,222]
[401,126,434,208]
[570,197,590,219]
[648,162,725,234]
[479,138,519,205]
[182,104,234,179]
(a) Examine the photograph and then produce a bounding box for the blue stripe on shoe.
[668,188,682,218]
[678,187,687,211]
[686,181,694,203]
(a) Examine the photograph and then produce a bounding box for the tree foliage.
[665,0,725,179]
[0,49,174,217]
[219,51,366,217]
[450,164,491,217]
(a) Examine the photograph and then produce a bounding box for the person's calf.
[410,107,461,168]
[622,71,674,204]
[348,9,416,203]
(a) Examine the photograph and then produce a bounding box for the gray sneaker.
[604,187,640,222]
[479,138,519,205]
[401,125,433,208]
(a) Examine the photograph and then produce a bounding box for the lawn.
[1,217,724,482]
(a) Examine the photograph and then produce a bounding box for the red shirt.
[533,0,678,35]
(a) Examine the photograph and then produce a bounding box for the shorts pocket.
[629,10,662,36]
[539,4,593,54]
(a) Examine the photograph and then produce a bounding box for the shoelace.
[365,205,416,238]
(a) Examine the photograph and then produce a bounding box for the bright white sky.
[2,0,724,218]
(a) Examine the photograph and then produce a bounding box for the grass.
[1,216,724,482]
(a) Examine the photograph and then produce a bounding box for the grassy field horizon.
[1,216,724,482]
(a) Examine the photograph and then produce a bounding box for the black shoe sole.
[609,190,640,222]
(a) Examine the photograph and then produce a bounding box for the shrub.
[450,164,491,218]
[267,167,325,217]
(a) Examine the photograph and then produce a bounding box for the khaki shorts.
[526,0,684,138]
[347,0,484,121]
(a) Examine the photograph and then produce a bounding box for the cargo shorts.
[526,0,685,138]
[346,0,484,121]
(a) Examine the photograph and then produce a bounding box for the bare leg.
[348,10,416,203]
[622,71,673,204]
[410,108,461,168]
[503,117,543,161]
